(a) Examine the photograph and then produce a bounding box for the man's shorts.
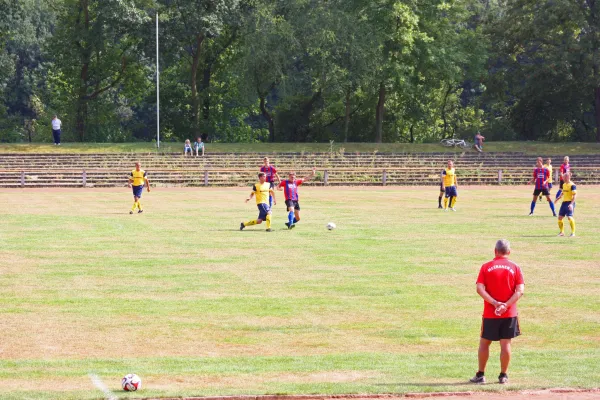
[132,185,144,198]
[481,317,521,341]
[268,181,275,189]
[533,188,550,196]
[285,199,300,210]
[257,203,271,220]
[444,186,457,198]
[559,202,574,217]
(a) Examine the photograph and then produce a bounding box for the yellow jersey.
[130,169,147,186]
[252,182,271,205]
[544,164,553,183]
[442,168,456,187]
[562,181,577,202]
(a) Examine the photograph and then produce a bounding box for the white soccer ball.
[121,373,141,392]
[327,222,336,230]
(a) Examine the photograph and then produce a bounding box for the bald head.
[495,239,511,256]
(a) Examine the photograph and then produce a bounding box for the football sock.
[444,197,448,209]
[293,217,298,223]
[558,219,564,233]
[244,220,257,227]
[555,190,562,200]
[549,201,556,214]
[137,201,142,210]
[476,371,485,377]
[288,211,294,226]
[269,195,273,208]
[131,202,137,211]
[530,201,536,214]
[266,214,271,229]
[438,196,442,207]
[451,197,457,208]
[568,217,575,233]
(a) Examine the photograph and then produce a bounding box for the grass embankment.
[0,187,598,399]
[0,141,599,154]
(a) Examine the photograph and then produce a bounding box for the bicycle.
[440,138,472,149]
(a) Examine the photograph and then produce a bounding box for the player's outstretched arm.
[302,167,316,182]
[145,178,151,192]
[270,189,276,205]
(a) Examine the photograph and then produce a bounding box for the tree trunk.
[259,95,275,142]
[201,64,211,129]
[75,0,91,141]
[344,90,351,143]
[595,86,600,142]
[410,124,415,143]
[375,82,385,143]
[190,33,205,138]
[441,84,453,139]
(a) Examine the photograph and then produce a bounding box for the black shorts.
[481,317,521,341]
[533,188,550,196]
[285,199,300,210]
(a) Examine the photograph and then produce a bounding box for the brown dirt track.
[145,390,600,400]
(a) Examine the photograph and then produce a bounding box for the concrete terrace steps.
[1,152,599,187]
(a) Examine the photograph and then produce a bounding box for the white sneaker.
[451,208,456,211]
[557,232,565,237]
[569,233,576,237]
[444,208,448,212]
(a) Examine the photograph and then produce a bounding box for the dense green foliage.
[1,0,599,143]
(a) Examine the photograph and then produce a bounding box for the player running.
[279,167,316,229]
[441,160,458,211]
[555,171,577,237]
[128,162,150,214]
[555,156,571,201]
[538,158,553,202]
[528,157,556,216]
[260,157,280,208]
[240,172,276,232]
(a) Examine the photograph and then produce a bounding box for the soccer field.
[0,186,599,400]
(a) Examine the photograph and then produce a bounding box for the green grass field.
[0,186,599,400]
[1,141,600,155]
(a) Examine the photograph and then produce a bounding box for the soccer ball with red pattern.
[121,373,141,392]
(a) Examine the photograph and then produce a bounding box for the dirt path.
[146,389,600,400]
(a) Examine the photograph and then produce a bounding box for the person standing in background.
[51,115,61,145]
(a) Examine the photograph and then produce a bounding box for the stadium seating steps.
[0,152,599,188]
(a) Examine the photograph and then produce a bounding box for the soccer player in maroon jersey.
[470,239,525,385]
[527,157,556,216]
[260,157,280,208]
[555,156,571,201]
[278,167,316,229]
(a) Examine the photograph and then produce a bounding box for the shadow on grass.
[374,381,492,387]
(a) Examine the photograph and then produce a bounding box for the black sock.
[476,371,485,377]
[498,372,507,378]
[438,196,442,206]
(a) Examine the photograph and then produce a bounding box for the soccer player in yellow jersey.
[127,162,150,214]
[441,160,458,211]
[240,172,276,232]
[539,158,553,201]
[555,171,577,237]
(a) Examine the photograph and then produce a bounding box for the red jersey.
[279,179,304,201]
[559,163,570,182]
[476,256,524,319]
[532,167,549,190]
[260,165,277,183]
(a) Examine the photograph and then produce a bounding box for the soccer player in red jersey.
[278,167,316,229]
[260,157,280,208]
[555,156,571,201]
[527,157,556,216]
[470,239,525,385]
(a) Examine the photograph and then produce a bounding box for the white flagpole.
[156,12,160,149]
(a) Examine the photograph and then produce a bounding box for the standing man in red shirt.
[555,156,571,201]
[470,239,525,385]
[260,157,280,208]
[279,167,316,229]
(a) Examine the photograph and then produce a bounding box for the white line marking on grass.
[88,373,118,400]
